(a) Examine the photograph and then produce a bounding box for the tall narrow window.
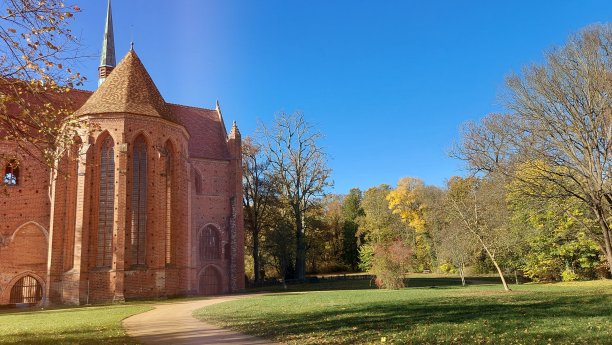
[3,160,19,185]
[97,136,115,267]
[194,169,202,195]
[64,144,80,272]
[200,226,220,261]
[165,143,173,265]
[131,136,148,265]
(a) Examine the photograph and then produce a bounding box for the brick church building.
[0,1,244,306]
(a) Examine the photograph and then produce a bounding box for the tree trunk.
[487,252,511,291]
[253,229,261,283]
[514,269,519,285]
[459,262,466,287]
[595,206,612,276]
[294,207,306,280]
[471,230,511,291]
[281,257,287,290]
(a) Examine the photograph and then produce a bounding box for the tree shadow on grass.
[0,332,135,345]
[0,320,139,345]
[209,293,612,345]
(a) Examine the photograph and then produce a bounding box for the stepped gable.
[170,104,230,160]
[75,50,174,121]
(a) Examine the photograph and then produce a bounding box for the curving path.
[123,294,280,345]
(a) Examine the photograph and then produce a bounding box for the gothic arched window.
[131,136,148,265]
[3,160,19,186]
[200,226,220,261]
[165,142,173,265]
[97,136,115,267]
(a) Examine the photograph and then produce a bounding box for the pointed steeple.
[98,0,116,86]
[229,120,241,140]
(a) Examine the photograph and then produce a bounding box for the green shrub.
[439,262,456,273]
[561,269,579,282]
[358,245,374,272]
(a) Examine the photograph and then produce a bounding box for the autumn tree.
[303,197,355,273]
[342,188,363,271]
[431,214,476,286]
[446,175,512,291]
[261,112,332,280]
[325,195,344,262]
[264,208,296,281]
[508,164,605,281]
[416,183,475,284]
[387,177,436,271]
[455,24,612,275]
[0,0,84,167]
[243,136,277,282]
[358,185,411,289]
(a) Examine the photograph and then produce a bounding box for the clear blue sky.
[71,0,611,194]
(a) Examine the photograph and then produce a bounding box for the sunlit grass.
[0,304,152,345]
[195,280,612,345]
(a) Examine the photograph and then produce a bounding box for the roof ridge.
[68,88,93,94]
[167,102,215,112]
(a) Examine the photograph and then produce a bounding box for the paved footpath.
[123,294,281,345]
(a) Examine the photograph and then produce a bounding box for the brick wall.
[0,143,51,305]
[1,109,245,306]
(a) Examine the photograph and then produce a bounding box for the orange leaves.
[0,0,86,168]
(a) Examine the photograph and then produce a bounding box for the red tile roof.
[74,50,174,121]
[170,104,229,160]
[68,50,230,160]
[2,85,230,160]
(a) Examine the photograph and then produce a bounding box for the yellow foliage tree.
[386,177,426,232]
[386,177,436,271]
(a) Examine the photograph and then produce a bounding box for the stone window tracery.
[131,136,148,265]
[165,142,173,265]
[200,226,220,261]
[97,136,115,268]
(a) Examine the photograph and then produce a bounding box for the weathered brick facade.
[0,48,244,306]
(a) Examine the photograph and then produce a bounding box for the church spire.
[98,0,116,86]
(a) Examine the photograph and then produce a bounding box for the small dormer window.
[3,160,19,186]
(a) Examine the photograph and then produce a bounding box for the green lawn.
[195,280,612,345]
[0,304,152,345]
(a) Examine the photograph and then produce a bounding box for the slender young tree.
[446,176,512,291]
[261,112,332,280]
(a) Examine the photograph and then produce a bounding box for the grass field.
[195,280,612,345]
[0,304,152,345]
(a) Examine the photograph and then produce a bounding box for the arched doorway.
[199,266,222,295]
[10,275,43,304]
